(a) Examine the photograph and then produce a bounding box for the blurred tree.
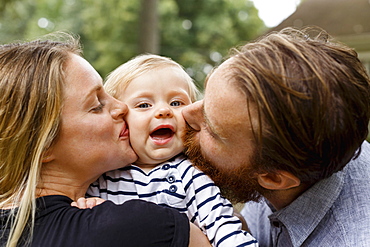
[161,0,265,87]
[0,0,13,12]
[0,0,266,90]
[139,0,159,53]
[0,1,35,42]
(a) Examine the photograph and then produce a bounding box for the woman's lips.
[119,122,129,139]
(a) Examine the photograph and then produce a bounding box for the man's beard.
[183,125,264,204]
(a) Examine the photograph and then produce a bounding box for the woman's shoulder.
[88,199,190,246]
[33,197,189,246]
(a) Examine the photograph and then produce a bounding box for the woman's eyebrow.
[82,85,103,104]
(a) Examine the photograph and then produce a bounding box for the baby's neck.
[133,153,183,173]
[133,162,161,173]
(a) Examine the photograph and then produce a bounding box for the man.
[182,27,370,246]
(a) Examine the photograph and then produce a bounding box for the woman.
[0,35,211,247]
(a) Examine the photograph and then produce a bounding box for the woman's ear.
[42,149,55,163]
[257,171,300,190]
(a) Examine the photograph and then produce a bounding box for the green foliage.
[78,0,141,77]
[160,0,266,89]
[0,0,266,91]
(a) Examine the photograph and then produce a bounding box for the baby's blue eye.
[170,101,182,107]
[138,103,150,108]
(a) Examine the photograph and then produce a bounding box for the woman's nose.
[182,100,203,131]
[111,98,128,120]
[155,106,173,118]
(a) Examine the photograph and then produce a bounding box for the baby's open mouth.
[150,128,174,140]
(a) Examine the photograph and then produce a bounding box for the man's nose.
[182,100,203,131]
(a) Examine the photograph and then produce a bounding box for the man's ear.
[42,148,55,163]
[257,171,300,190]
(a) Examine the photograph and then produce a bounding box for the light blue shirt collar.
[268,169,344,246]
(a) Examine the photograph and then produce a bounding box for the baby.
[87,54,257,247]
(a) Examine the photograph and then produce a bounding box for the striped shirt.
[88,154,258,247]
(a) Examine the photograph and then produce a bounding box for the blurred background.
[0,0,266,90]
[1,0,369,91]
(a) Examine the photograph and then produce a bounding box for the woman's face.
[49,54,137,182]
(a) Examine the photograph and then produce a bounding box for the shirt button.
[167,175,175,183]
[169,185,177,193]
[162,164,170,170]
[272,221,280,227]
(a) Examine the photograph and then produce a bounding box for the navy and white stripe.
[88,154,258,247]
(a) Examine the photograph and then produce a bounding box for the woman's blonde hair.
[0,34,81,247]
[104,54,200,102]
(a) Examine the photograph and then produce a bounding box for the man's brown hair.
[230,27,370,183]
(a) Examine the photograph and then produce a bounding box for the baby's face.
[118,67,192,167]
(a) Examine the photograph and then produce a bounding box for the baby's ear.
[256,171,300,190]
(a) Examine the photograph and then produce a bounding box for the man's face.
[182,59,263,203]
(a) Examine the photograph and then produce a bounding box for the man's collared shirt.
[241,141,370,246]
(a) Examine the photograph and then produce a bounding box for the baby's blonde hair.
[105,54,200,102]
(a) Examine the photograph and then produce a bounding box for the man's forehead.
[204,101,249,144]
[204,58,234,89]
[203,86,250,138]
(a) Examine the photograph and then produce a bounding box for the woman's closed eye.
[91,102,105,112]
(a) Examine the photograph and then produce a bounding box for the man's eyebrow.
[204,75,210,88]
